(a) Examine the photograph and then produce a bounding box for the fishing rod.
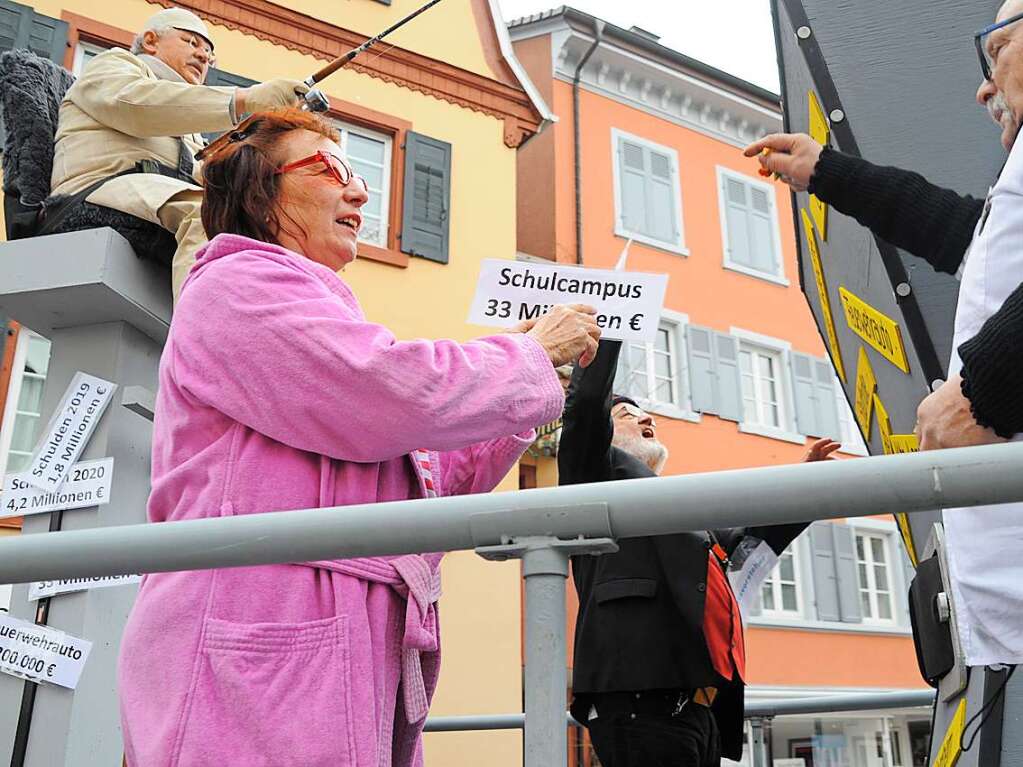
[197,0,446,160]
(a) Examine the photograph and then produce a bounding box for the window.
[739,345,784,429]
[333,120,393,248]
[856,533,895,622]
[717,168,785,283]
[612,129,686,254]
[614,313,696,420]
[760,546,801,615]
[0,331,51,476]
[71,40,106,76]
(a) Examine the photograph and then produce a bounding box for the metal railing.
[2,442,1022,766]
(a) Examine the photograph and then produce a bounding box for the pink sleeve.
[173,252,564,462]
[439,431,537,496]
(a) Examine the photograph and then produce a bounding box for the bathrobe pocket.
[174,615,355,767]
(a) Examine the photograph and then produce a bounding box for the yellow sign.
[896,512,919,568]
[802,209,846,381]
[854,348,876,439]
[839,287,911,373]
[808,91,830,240]
[874,393,893,455]
[888,434,919,454]
[932,699,967,767]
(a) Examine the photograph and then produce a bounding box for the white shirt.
[943,135,1023,667]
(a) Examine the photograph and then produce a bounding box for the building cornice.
[515,19,782,148]
[151,0,544,147]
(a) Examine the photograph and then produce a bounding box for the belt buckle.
[671,691,689,717]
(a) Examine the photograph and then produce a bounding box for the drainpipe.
[572,20,603,265]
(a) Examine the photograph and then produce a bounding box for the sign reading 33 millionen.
[468,259,668,343]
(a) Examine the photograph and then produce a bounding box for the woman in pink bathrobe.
[117,109,600,767]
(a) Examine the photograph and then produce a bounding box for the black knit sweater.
[808,148,1023,438]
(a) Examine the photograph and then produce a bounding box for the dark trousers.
[585,702,721,767]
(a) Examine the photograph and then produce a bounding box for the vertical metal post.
[521,544,570,767]
[881,715,894,767]
[476,532,616,767]
[749,717,769,767]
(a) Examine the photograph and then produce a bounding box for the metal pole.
[749,717,769,767]
[521,544,570,767]
[2,443,1023,583]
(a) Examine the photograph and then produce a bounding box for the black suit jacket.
[560,340,806,760]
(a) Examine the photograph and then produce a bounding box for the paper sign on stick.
[29,573,141,601]
[839,287,910,373]
[801,209,845,381]
[24,373,116,492]
[0,614,92,690]
[808,91,830,240]
[2,458,113,519]
[854,348,876,439]
[468,259,668,343]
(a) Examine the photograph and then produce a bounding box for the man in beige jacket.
[50,8,307,301]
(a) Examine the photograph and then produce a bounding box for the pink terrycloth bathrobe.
[118,233,563,767]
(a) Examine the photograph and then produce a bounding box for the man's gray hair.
[130,25,173,55]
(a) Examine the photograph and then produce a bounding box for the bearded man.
[559,340,835,766]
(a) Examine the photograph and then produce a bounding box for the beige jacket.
[50,48,236,222]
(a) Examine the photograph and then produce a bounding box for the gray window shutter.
[714,332,743,422]
[723,175,751,267]
[790,351,818,436]
[895,543,916,626]
[401,131,451,264]
[618,137,647,235]
[686,325,716,414]
[813,358,841,440]
[646,148,677,243]
[809,521,841,622]
[202,68,256,142]
[747,185,777,273]
[832,524,864,623]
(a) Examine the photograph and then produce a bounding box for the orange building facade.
[511,9,930,766]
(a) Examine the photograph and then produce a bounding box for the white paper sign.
[727,538,779,619]
[1,458,114,519]
[468,259,669,342]
[0,614,92,689]
[28,573,141,601]
[24,373,116,492]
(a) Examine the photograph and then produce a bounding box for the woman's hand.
[743,133,824,193]
[522,304,601,368]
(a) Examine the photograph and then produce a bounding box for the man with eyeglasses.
[560,340,838,766]
[745,1,1023,670]
[50,8,308,301]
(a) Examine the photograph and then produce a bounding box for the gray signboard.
[771,0,1006,559]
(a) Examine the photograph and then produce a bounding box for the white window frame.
[610,128,688,256]
[616,310,699,422]
[730,327,804,444]
[759,545,803,618]
[72,41,107,77]
[331,119,393,249]
[849,522,898,626]
[716,166,788,286]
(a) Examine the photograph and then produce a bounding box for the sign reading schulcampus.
[468,260,668,342]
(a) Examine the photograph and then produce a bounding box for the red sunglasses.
[275,150,369,193]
